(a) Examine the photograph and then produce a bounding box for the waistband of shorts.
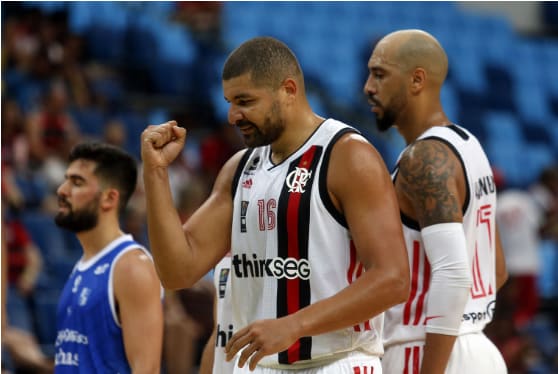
[258,349,380,370]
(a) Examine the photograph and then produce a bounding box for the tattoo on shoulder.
[398,140,461,226]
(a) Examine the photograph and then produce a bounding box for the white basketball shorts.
[232,351,382,374]
[382,332,507,373]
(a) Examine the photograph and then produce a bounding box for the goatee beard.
[55,199,99,233]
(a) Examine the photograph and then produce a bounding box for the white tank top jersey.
[384,124,498,348]
[212,255,235,374]
[230,119,384,369]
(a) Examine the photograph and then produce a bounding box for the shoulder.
[397,139,465,225]
[113,248,159,289]
[330,131,383,165]
[398,138,462,184]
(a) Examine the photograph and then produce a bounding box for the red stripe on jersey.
[403,241,421,325]
[404,347,411,374]
[287,339,301,364]
[412,346,420,374]
[353,367,361,374]
[284,145,318,363]
[347,241,357,284]
[413,255,431,325]
[286,184,302,315]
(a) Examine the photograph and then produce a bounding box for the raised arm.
[141,121,242,289]
[226,133,410,370]
[397,139,472,374]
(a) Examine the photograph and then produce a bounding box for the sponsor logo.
[94,263,110,275]
[462,300,496,324]
[242,179,253,189]
[55,329,89,347]
[215,323,234,348]
[423,315,443,325]
[232,253,310,280]
[285,167,312,193]
[240,201,249,233]
[55,349,79,366]
[218,268,230,299]
[474,175,496,199]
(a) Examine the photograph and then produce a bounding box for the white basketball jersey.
[231,119,384,369]
[212,255,235,374]
[384,124,498,347]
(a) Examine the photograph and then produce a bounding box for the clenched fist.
[141,121,187,170]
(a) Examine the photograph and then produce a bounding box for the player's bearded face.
[373,83,407,132]
[55,192,101,233]
[238,100,285,147]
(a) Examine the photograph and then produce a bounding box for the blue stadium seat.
[441,82,460,122]
[485,140,525,188]
[71,106,106,138]
[482,111,524,146]
[514,82,554,124]
[522,142,556,184]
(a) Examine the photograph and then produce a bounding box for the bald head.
[375,29,448,85]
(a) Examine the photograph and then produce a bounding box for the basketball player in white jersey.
[141,37,410,373]
[199,254,235,374]
[363,29,509,373]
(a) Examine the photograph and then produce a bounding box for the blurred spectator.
[199,124,243,186]
[530,166,558,242]
[1,207,53,373]
[495,170,543,328]
[2,99,30,210]
[25,80,81,191]
[175,1,223,47]
[102,119,127,148]
[162,175,214,374]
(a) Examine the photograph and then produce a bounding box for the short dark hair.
[222,36,303,89]
[68,142,137,212]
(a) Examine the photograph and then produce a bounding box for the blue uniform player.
[54,142,163,373]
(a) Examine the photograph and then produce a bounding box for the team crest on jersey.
[285,167,312,193]
[94,263,110,275]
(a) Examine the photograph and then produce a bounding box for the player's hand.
[225,317,299,371]
[141,121,187,169]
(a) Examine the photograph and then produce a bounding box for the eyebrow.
[65,173,86,183]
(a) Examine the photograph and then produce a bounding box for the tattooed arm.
[396,139,471,374]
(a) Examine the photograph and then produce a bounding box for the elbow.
[157,270,196,291]
[386,267,411,306]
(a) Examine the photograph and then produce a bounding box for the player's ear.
[101,188,120,211]
[410,68,426,94]
[282,77,297,99]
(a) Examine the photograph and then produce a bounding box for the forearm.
[199,329,216,374]
[143,166,193,289]
[420,333,458,374]
[421,223,471,371]
[291,267,408,338]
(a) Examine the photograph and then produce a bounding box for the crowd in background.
[2,2,558,373]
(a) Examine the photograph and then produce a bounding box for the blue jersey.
[55,235,150,373]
